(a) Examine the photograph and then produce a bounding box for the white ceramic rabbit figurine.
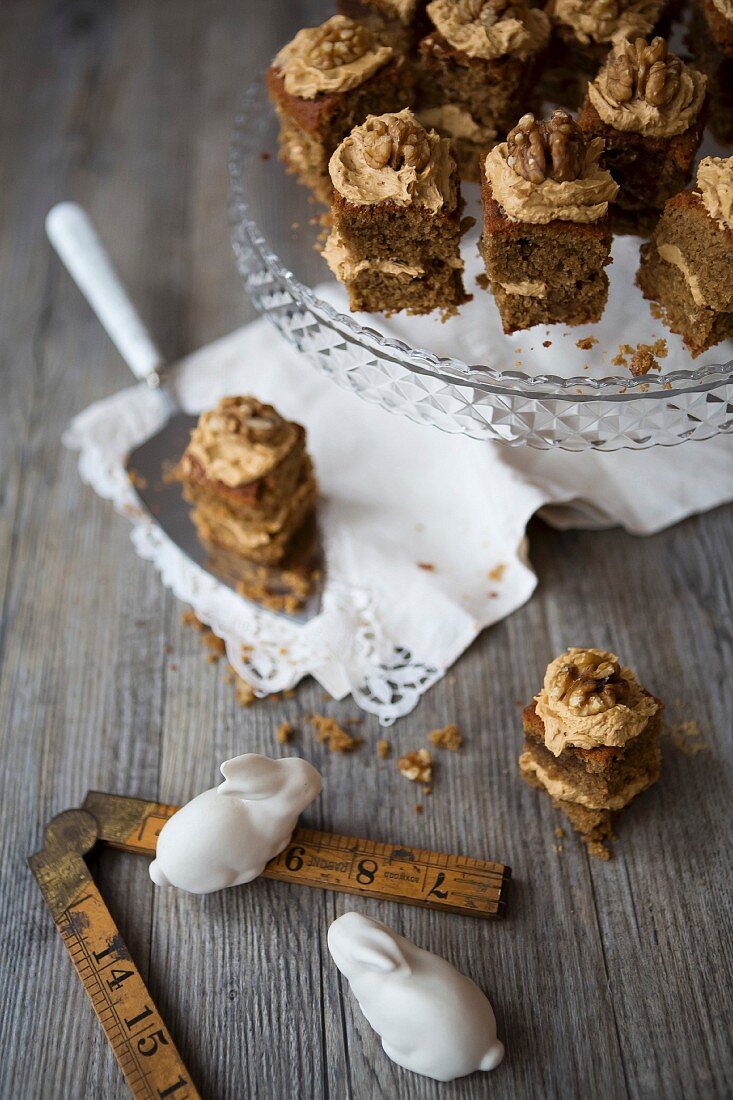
[149,754,323,894]
[327,911,504,1082]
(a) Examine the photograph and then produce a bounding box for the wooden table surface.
[1,1,732,1097]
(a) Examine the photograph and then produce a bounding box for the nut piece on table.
[397,748,433,783]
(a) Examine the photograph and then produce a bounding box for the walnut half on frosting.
[506,110,586,184]
[361,113,431,171]
[548,648,630,716]
[606,37,681,108]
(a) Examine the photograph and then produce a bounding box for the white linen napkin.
[65,318,733,724]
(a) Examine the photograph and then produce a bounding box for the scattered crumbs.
[553,843,564,854]
[310,714,363,753]
[164,644,174,654]
[128,470,148,489]
[417,561,435,572]
[650,301,663,320]
[475,272,490,291]
[542,339,552,348]
[514,346,522,354]
[276,721,295,744]
[611,352,627,368]
[234,676,256,708]
[488,563,506,583]
[423,785,433,796]
[554,826,566,839]
[665,719,709,756]
[377,739,391,760]
[514,699,522,707]
[514,360,522,369]
[182,609,205,632]
[630,339,667,377]
[204,633,226,663]
[170,663,178,671]
[415,804,424,814]
[279,646,288,656]
[576,336,598,351]
[428,724,463,751]
[583,364,589,371]
[259,151,270,161]
[397,749,433,784]
[488,591,498,599]
[587,840,611,862]
[663,381,672,390]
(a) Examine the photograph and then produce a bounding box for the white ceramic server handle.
[45,202,165,383]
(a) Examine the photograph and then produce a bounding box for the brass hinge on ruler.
[29,791,511,1099]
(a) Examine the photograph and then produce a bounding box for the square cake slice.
[179,396,317,566]
[414,0,551,181]
[520,647,663,859]
[637,156,733,356]
[323,109,468,315]
[480,109,617,333]
[265,15,413,203]
[578,36,707,234]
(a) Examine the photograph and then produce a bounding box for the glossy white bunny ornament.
[149,754,323,894]
[327,911,504,1082]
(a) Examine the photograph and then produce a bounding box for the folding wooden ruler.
[29,791,510,1098]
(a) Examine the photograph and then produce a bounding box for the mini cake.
[637,157,733,356]
[265,15,412,202]
[687,0,733,144]
[179,396,317,566]
[578,37,707,234]
[540,0,669,109]
[415,0,551,180]
[323,109,468,315]
[520,647,662,859]
[338,0,430,53]
[480,110,618,333]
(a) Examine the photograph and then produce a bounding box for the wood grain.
[0,1,732,1098]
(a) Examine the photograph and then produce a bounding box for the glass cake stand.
[229,81,733,451]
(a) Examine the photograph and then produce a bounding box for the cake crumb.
[488,563,506,583]
[276,721,294,744]
[576,336,598,350]
[417,561,435,572]
[397,749,433,784]
[414,803,424,814]
[542,339,552,348]
[665,720,709,755]
[475,272,489,291]
[377,739,391,760]
[428,724,463,752]
[554,826,566,839]
[310,714,363,753]
[587,840,612,861]
[630,338,667,377]
[128,470,148,489]
[234,676,256,708]
[181,609,205,632]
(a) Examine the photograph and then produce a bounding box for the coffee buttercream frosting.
[697,156,733,233]
[554,0,663,44]
[183,397,298,488]
[426,0,550,60]
[588,42,706,137]
[484,139,618,223]
[329,109,457,211]
[535,647,659,756]
[274,15,393,99]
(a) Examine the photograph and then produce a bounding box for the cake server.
[46,202,322,622]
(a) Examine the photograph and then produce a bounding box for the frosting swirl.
[535,648,659,756]
[553,0,663,45]
[183,397,298,488]
[588,40,706,137]
[329,109,457,212]
[426,0,550,59]
[484,138,618,223]
[697,156,733,233]
[273,15,393,100]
